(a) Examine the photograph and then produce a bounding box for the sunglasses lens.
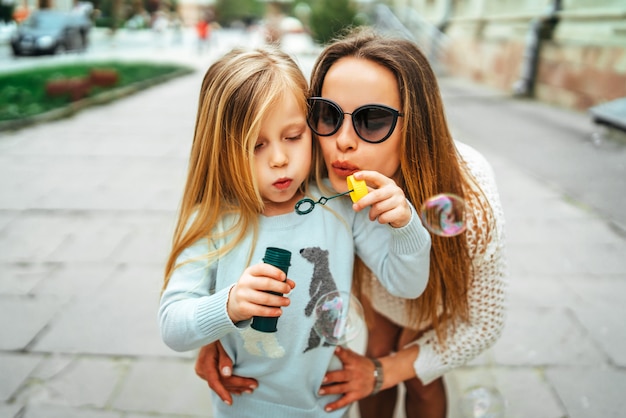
[308,100,341,136]
[307,99,400,143]
[353,107,396,142]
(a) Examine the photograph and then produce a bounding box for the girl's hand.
[227,263,295,323]
[350,171,412,228]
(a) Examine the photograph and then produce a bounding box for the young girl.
[158,46,431,418]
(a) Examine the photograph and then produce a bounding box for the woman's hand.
[319,344,420,412]
[195,341,258,406]
[350,171,412,228]
[228,263,296,323]
[318,346,378,412]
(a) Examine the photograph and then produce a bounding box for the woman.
[195,28,507,418]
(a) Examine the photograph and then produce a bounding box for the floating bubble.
[460,386,506,418]
[419,193,467,237]
[313,291,364,345]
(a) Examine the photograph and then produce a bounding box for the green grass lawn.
[0,61,194,124]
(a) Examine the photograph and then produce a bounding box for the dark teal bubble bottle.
[251,247,292,333]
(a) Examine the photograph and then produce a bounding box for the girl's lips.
[331,161,359,178]
[273,178,292,190]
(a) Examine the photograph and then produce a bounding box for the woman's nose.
[335,118,358,152]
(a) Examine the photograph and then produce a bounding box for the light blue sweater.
[159,187,431,418]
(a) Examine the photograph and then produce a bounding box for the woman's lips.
[273,178,292,190]
[331,161,359,178]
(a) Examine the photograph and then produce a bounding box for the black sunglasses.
[307,97,404,144]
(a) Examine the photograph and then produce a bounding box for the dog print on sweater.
[301,247,338,353]
[240,246,339,357]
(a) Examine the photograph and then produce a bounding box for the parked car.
[10,9,91,56]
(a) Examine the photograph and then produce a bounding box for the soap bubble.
[313,291,364,345]
[420,193,467,237]
[460,386,506,418]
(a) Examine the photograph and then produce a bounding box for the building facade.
[390,0,626,111]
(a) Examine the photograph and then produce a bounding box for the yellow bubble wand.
[295,175,368,215]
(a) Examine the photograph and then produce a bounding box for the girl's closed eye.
[285,128,306,141]
[254,140,266,152]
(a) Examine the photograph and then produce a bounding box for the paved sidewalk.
[1,29,626,418]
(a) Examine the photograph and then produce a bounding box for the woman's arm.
[319,250,506,412]
[318,345,420,412]
[320,147,508,410]
[195,341,258,405]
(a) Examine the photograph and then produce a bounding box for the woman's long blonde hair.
[163,46,309,290]
[310,28,494,343]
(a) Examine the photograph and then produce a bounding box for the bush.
[0,61,193,123]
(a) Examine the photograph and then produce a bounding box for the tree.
[215,0,264,27]
[308,0,362,45]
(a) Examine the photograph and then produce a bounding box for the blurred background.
[2,0,625,111]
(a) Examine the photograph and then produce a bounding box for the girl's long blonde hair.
[310,28,495,343]
[163,46,309,290]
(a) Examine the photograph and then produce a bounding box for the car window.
[25,13,66,30]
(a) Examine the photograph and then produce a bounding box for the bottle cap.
[263,247,291,274]
[347,175,368,203]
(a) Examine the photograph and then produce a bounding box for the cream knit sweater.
[366,141,508,385]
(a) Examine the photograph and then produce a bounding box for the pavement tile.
[0,353,44,402]
[506,276,583,309]
[109,217,175,264]
[14,356,124,409]
[545,367,626,418]
[447,367,565,418]
[113,358,211,417]
[0,214,77,262]
[31,263,117,298]
[0,404,24,418]
[19,404,121,418]
[32,264,176,357]
[566,278,626,366]
[0,296,64,350]
[45,217,132,263]
[0,263,57,296]
[569,241,626,275]
[0,212,18,232]
[493,307,606,366]
[506,242,585,276]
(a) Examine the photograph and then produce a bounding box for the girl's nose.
[270,145,288,167]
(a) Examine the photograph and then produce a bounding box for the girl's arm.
[159,241,295,352]
[158,241,235,352]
